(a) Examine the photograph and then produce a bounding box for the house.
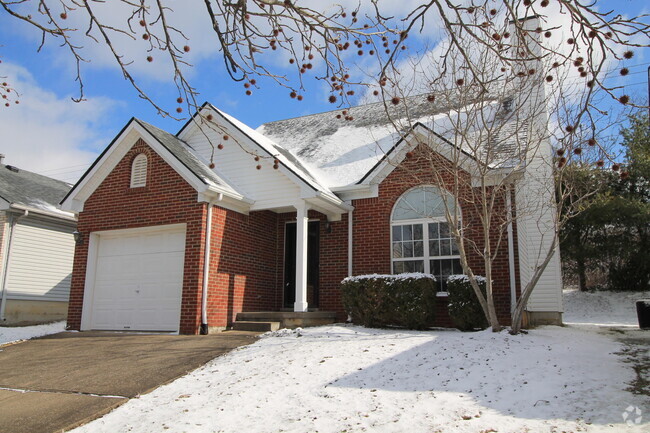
[0,156,77,324]
[61,85,563,334]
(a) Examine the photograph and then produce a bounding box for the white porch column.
[294,201,309,312]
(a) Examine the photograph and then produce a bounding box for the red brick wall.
[67,139,207,334]
[206,208,279,328]
[271,145,518,326]
[350,144,517,324]
[69,136,518,333]
[275,211,349,321]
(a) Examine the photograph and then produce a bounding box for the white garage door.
[89,225,186,332]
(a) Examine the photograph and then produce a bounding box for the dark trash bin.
[637,299,650,330]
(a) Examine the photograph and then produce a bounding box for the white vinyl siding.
[184,124,302,206]
[130,153,148,188]
[515,134,563,313]
[5,218,75,302]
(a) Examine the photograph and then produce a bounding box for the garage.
[83,224,186,332]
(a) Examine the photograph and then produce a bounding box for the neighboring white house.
[0,155,77,324]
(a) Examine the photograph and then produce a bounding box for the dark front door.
[284,221,320,309]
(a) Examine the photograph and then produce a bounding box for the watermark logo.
[622,405,643,426]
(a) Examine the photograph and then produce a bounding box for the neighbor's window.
[130,153,148,188]
[391,186,462,291]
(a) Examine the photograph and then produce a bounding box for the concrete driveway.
[0,330,260,433]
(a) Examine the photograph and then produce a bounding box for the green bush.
[340,273,437,329]
[446,275,489,331]
[608,252,650,292]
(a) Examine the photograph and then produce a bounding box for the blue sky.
[0,0,647,183]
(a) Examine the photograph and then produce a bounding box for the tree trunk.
[577,257,587,291]
[485,269,502,332]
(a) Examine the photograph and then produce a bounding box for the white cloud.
[0,61,120,183]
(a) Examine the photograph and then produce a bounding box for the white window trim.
[130,153,148,188]
[390,186,463,291]
[390,218,461,264]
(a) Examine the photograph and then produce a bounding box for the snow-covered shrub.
[446,275,488,331]
[340,273,437,329]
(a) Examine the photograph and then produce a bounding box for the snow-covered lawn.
[564,289,650,327]
[0,321,65,346]
[72,299,650,433]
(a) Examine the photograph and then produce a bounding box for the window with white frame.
[391,186,462,292]
[130,153,148,188]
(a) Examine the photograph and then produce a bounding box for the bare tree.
[0,50,19,108]
[1,0,647,116]
[369,15,626,333]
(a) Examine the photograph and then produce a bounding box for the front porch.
[232,311,338,332]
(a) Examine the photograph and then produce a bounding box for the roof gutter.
[10,203,77,222]
[311,191,354,212]
[0,209,29,321]
[331,183,374,194]
[206,185,254,205]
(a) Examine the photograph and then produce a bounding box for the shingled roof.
[257,93,523,188]
[0,163,73,218]
[135,118,239,195]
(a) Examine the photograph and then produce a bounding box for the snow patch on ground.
[0,321,65,345]
[260,327,304,338]
[563,289,650,327]
[72,323,648,433]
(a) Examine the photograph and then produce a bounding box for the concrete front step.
[236,311,337,329]
[232,321,280,332]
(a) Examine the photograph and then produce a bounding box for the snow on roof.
[135,118,240,196]
[206,104,339,200]
[257,95,445,187]
[257,94,522,188]
[0,163,74,219]
[421,100,527,170]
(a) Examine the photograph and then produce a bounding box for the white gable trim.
[179,106,313,195]
[179,104,344,200]
[61,119,231,213]
[360,123,478,186]
[344,123,518,199]
[179,104,351,217]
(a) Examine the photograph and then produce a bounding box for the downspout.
[506,186,517,314]
[0,209,28,321]
[347,204,353,276]
[200,194,221,335]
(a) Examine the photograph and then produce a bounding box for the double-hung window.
[391,186,462,292]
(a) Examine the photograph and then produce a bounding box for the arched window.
[391,186,462,291]
[130,154,148,188]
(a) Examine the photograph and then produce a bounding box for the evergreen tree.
[561,113,650,291]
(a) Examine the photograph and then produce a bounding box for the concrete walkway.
[0,330,260,433]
